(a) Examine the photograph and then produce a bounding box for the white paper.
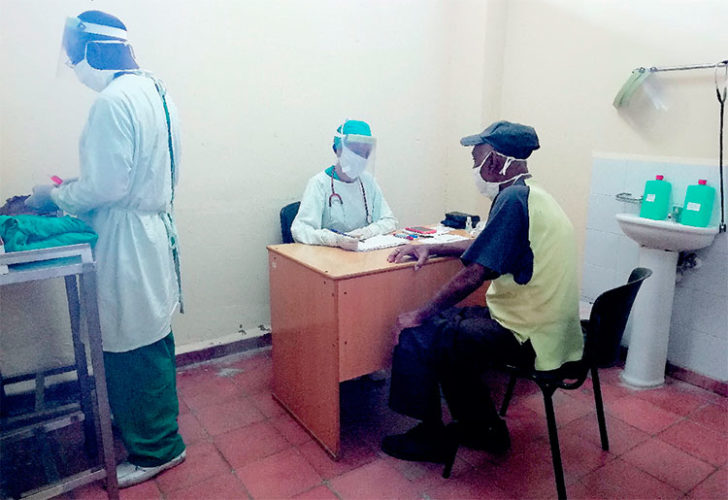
[355,234,407,252]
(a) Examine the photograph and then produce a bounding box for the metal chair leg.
[441,447,456,478]
[542,386,567,500]
[441,423,460,478]
[500,372,518,416]
[590,366,609,451]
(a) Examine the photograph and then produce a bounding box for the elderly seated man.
[381,121,583,465]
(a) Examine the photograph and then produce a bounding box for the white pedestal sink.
[615,214,719,388]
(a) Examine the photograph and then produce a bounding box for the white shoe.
[116,450,186,488]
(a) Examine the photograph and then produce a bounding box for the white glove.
[335,234,359,251]
[346,225,378,241]
[25,184,59,212]
[321,229,359,250]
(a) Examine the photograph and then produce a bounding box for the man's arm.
[392,262,494,339]
[387,239,473,270]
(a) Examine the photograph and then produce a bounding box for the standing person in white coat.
[27,10,186,488]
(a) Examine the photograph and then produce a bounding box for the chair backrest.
[280,201,301,244]
[585,267,652,368]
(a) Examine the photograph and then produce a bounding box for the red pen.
[50,175,63,186]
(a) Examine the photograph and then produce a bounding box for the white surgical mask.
[473,171,529,199]
[73,58,116,92]
[472,151,527,199]
[339,145,368,179]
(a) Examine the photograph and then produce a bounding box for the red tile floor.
[58,348,728,498]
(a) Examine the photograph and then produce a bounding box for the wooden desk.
[267,243,486,458]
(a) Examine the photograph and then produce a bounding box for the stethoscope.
[329,172,372,224]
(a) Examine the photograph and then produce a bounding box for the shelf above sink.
[616,213,718,252]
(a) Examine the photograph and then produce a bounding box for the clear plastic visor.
[57,18,81,77]
[57,17,129,76]
[341,134,376,159]
[340,134,377,178]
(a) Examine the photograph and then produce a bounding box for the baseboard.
[176,333,271,368]
[4,336,723,404]
[666,363,728,397]
[617,346,727,396]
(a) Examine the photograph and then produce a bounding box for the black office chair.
[280,201,300,244]
[490,267,652,499]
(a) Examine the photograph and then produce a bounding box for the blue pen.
[329,228,353,237]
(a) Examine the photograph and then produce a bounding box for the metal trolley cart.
[0,244,118,499]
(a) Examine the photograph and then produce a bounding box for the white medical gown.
[51,73,180,353]
[291,170,397,245]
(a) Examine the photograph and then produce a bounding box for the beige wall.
[2,0,726,377]
[495,0,728,247]
[0,0,491,375]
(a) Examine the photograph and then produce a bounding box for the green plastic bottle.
[640,175,672,220]
[681,179,715,227]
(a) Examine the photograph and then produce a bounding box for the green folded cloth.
[0,215,97,252]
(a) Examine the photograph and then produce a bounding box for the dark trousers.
[389,306,534,426]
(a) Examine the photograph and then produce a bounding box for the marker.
[50,175,64,186]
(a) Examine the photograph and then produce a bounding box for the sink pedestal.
[615,213,718,388]
[621,248,678,388]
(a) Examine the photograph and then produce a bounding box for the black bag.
[440,211,480,229]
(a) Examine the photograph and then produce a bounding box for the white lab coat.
[291,170,398,245]
[51,73,180,353]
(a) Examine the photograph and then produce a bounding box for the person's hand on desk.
[346,225,377,240]
[387,244,431,271]
[323,229,360,251]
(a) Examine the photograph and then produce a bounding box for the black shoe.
[453,418,510,454]
[381,423,457,464]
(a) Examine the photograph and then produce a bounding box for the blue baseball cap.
[460,120,540,159]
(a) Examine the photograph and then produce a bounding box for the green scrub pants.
[103,332,186,467]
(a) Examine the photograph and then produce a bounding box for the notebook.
[355,234,407,252]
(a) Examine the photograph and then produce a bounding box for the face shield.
[58,16,135,77]
[337,133,377,179]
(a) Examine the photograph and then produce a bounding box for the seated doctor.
[291,119,398,250]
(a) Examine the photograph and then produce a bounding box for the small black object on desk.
[441,211,480,229]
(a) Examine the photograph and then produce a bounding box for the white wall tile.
[670,285,696,330]
[586,194,622,234]
[667,322,691,367]
[668,326,728,381]
[700,232,728,261]
[677,252,728,296]
[584,229,620,270]
[618,200,641,216]
[581,263,618,303]
[591,157,626,195]
[624,162,659,202]
[615,235,640,278]
[692,290,728,339]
